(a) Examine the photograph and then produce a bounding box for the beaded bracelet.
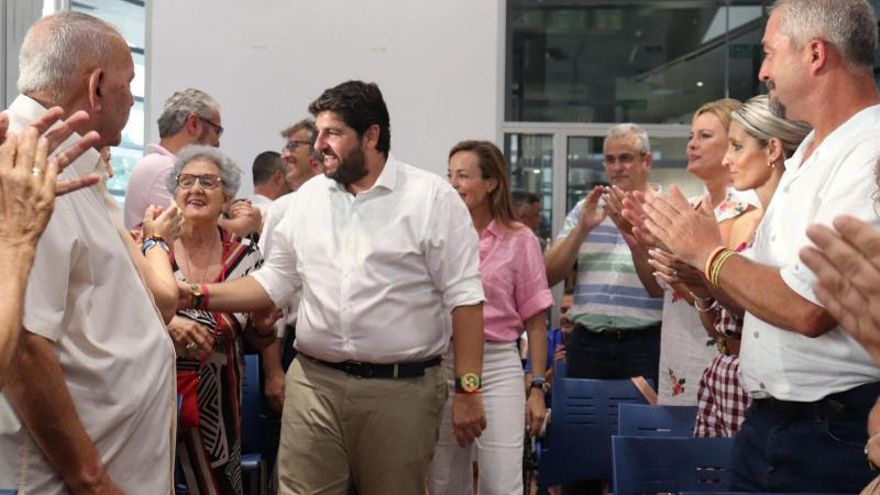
[142,235,170,255]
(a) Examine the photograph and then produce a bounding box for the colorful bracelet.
[142,235,170,255]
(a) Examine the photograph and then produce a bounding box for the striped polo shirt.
[558,201,663,331]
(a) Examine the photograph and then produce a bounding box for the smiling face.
[602,134,650,192]
[282,128,315,191]
[448,150,497,213]
[759,10,809,119]
[314,111,369,186]
[174,158,228,223]
[687,111,730,181]
[722,121,774,191]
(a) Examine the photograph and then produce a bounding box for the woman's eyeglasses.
[177,173,224,190]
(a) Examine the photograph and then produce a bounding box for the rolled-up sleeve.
[425,187,485,312]
[515,231,554,321]
[251,211,302,309]
[780,139,880,306]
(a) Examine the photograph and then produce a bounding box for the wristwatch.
[455,372,482,394]
[530,376,547,393]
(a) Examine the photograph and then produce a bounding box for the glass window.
[504,133,553,242]
[72,0,146,201]
[566,135,689,211]
[506,1,770,124]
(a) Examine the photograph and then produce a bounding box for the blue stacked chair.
[612,436,735,494]
[537,369,651,491]
[617,403,698,437]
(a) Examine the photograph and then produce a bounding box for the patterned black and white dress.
[173,228,262,495]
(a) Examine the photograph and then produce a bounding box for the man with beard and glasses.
[178,80,487,495]
[627,0,880,491]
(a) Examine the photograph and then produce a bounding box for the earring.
[768,160,775,170]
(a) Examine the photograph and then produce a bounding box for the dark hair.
[449,140,516,228]
[252,150,284,185]
[511,190,540,209]
[308,81,391,154]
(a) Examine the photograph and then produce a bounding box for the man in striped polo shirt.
[545,123,663,385]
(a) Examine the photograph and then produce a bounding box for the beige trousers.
[278,355,447,495]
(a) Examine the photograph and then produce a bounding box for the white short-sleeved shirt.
[0,95,176,493]
[252,156,485,363]
[739,104,880,402]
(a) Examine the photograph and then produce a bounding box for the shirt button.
[753,331,759,338]
[770,235,777,242]
[759,381,766,390]
[783,186,790,193]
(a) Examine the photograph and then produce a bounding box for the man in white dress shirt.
[0,11,176,494]
[639,0,880,491]
[181,80,487,495]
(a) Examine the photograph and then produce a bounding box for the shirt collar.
[482,219,504,240]
[327,154,400,194]
[8,95,103,179]
[787,103,880,171]
[145,143,175,157]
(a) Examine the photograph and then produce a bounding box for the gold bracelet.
[703,246,727,281]
[710,249,736,287]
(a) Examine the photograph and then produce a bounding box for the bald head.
[18,11,127,104]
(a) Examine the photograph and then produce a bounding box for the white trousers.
[427,342,525,495]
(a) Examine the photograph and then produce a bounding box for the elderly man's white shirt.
[740,104,880,402]
[0,95,176,493]
[252,156,485,363]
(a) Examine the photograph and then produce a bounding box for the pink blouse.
[479,220,554,342]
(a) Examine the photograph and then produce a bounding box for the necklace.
[179,230,221,283]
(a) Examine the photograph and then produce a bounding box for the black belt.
[301,353,441,379]
[753,381,880,420]
[575,323,661,341]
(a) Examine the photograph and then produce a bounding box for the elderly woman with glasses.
[163,145,275,495]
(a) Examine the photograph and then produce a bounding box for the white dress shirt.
[0,95,176,493]
[252,156,485,363]
[739,104,880,402]
[259,192,300,331]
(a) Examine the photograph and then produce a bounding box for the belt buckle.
[345,361,367,378]
[715,337,728,356]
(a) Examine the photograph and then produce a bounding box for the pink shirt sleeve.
[480,224,553,342]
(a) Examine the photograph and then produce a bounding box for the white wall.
[147,0,504,197]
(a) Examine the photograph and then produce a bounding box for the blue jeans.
[565,324,660,386]
[729,381,880,492]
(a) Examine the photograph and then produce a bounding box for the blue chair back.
[618,403,698,437]
[241,353,268,455]
[612,436,735,494]
[538,376,650,488]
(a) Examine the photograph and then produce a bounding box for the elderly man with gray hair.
[124,87,223,228]
[0,11,179,494]
[544,123,664,492]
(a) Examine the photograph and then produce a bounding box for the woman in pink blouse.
[428,140,553,495]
